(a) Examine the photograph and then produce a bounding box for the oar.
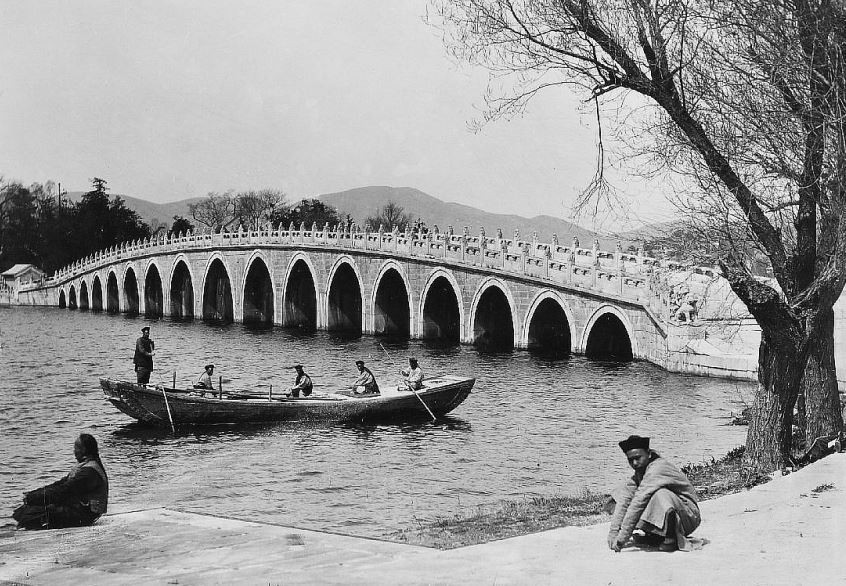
[160,386,176,433]
[379,343,436,422]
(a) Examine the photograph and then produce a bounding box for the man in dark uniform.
[133,326,155,384]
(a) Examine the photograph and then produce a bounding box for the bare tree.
[188,191,238,231]
[234,188,287,229]
[432,0,846,471]
[365,201,413,231]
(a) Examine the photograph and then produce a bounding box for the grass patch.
[388,446,770,549]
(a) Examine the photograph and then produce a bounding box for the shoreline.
[388,444,768,549]
[2,452,843,584]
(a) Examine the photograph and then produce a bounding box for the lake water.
[0,306,751,537]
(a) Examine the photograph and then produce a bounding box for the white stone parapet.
[39,225,721,322]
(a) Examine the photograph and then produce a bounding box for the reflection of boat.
[100,376,474,427]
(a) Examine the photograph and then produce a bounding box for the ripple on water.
[1,306,751,537]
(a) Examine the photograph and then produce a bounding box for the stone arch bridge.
[26,225,743,371]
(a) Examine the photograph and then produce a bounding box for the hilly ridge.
[69,186,625,247]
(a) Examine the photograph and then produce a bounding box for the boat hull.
[101,376,474,427]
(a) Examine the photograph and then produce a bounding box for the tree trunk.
[744,335,801,472]
[802,307,844,443]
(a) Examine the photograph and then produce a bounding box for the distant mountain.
[64,192,201,229]
[318,186,615,247]
[66,185,627,248]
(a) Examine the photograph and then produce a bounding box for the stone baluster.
[521,241,529,274]
[616,240,623,268]
[479,227,487,266]
[378,224,384,250]
[392,225,399,252]
[499,230,507,269]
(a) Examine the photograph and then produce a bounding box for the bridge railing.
[44,224,723,320]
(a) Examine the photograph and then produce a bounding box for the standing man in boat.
[352,360,379,395]
[607,435,701,553]
[289,364,313,397]
[133,326,155,385]
[401,357,424,391]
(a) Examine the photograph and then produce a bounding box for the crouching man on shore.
[608,435,700,553]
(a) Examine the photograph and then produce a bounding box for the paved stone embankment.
[2,452,845,585]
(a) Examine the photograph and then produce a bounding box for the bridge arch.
[79,281,89,310]
[418,268,464,343]
[582,304,636,360]
[326,256,364,334]
[68,285,77,309]
[144,261,164,318]
[58,288,67,308]
[522,290,574,356]
[470,277,517,350]
[242,251,275,325]
[371,260,412,336]
[123,266,140,315]
[282,253,318,330]
[106,271,120,313]
[91,275,103,311]
[202,254,234,323]
[169,257,195,320]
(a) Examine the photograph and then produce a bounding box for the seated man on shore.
[608,435,700,552]
[289,364,313,398]
[13,433,108,529]
[400,357,424,391]
[193,364,215,394]
[352,360,379,395]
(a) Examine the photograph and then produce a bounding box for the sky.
[0,1,678,231]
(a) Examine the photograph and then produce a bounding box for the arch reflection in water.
[328,262,362,333]
[374,268,410,336]
[422,276,460,343]
[284,259,317,330]
[107,272,120,313]
[527,297,571,358]
[145,265,164,318]
[170,261,194,320]
[92,276,103,311]
[79,281,89,310]
[203,258,234,323]
[585,312,633,361]
[243,257,274,325]
[473,285,514,351]
[124,268,139,315]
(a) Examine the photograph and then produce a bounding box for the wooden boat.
[100,375,474,427]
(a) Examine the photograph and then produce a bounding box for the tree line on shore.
[0,176,420,275]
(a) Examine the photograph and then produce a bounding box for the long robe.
[608,452,700,550]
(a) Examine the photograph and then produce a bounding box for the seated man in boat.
[13,433,108,530]
[193,364,215,393]
[352,360,379,395]
[401,357,424,391]
[289,364,313,397]
[607,435,701,553]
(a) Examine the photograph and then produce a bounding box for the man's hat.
[205,364,214,370]
[355,360,365,366]
[141,326,150,332]
[293,364,304,370]
[619,435,650,453]
[408,356,418,364]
